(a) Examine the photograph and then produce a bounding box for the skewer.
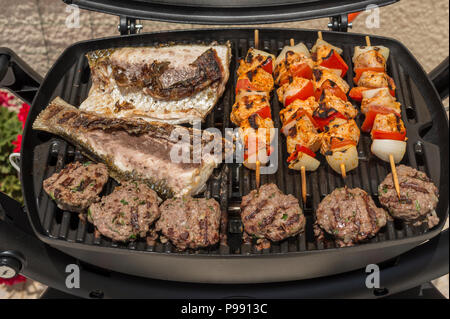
[318,31,347,180]
[340,163,347,179]
[365,36,401,198]
[389,155,400,199]
[290,37,308,204]
[256,160,261,189]
[254,29,259,49]
[301,165,307,204]
[254,29,261,189]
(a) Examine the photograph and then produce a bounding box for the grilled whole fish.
[81,42,231,124]
[33,97,225,199]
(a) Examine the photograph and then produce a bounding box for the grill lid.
[63,0,398,25]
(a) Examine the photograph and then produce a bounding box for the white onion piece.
[371,139,406,163]
[243,147,270,170]
[326,145,359,174]
[288,152,320,171]
[361,87,389,100]
[311,38,343,55]
[275,43,310,67]
[353,46,390,62]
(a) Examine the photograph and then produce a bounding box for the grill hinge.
[117,16,143,35]
[328,14,351,32]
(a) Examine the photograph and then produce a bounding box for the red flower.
[0,91,14,107]
[18,103,30,129]
[12,134,22,153]
[0,274,27,286]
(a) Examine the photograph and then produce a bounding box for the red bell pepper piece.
[330,139,357,150]
[361,105,399,132]
[287,144,316,162]
[320,50,348,77]
[260,57,273,74]
[255,105,272,119]
[314,80,348,102]
[372,130,406,141]
[313,111,347,131]
[284,80,315,106]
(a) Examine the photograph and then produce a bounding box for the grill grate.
[32,31,437,256]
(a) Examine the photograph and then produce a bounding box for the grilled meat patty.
[43,161,108,213]
[316,187,387,247]
[240,183,306,242]
[88,182,160,242]
[156,197,221,250]
[378,165,439,228]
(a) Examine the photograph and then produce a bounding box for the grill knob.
[0,256,22,279]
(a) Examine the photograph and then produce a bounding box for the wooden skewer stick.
[254,29,259,49]
[318,31,323,40]
[389,154,401,199]
[340,163,347,179]
[255,160,261,190]
[301,165,307,204]
[365,36,400,198]
[289,37,308,203]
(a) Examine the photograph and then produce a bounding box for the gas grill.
[0,0,448,298]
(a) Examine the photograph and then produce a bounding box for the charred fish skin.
[82,42,231,124]
[33,97,222,199]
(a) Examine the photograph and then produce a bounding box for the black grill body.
[20,28,448,283]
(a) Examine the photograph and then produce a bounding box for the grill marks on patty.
[240,183,306,242]
[316,187,387,247]
[378,165,439,228]
[88,181,160,242]
[155,197,221,250]
[43,161,108,213]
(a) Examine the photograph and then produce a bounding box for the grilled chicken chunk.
[279,96,318,124]
[286,116,322,154]
[357,70,396,90]
[237,67,274,93]
[361,88,401,115]
[315,92,358,119]
[238,114,275,150]
[43,161,108,213]
[231,93,271,126]
[320,118,360,155]
[378,165,439,228]
[315,187,387,247]
[156,197,221,250]
[312,67,349,94]
[237,48,275,76]
[34,97,224,199]
[88,182,160,242]
[353,47,387,69]
[371,113,406,137]
[240,183,306,242]
[274,51,314,85]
